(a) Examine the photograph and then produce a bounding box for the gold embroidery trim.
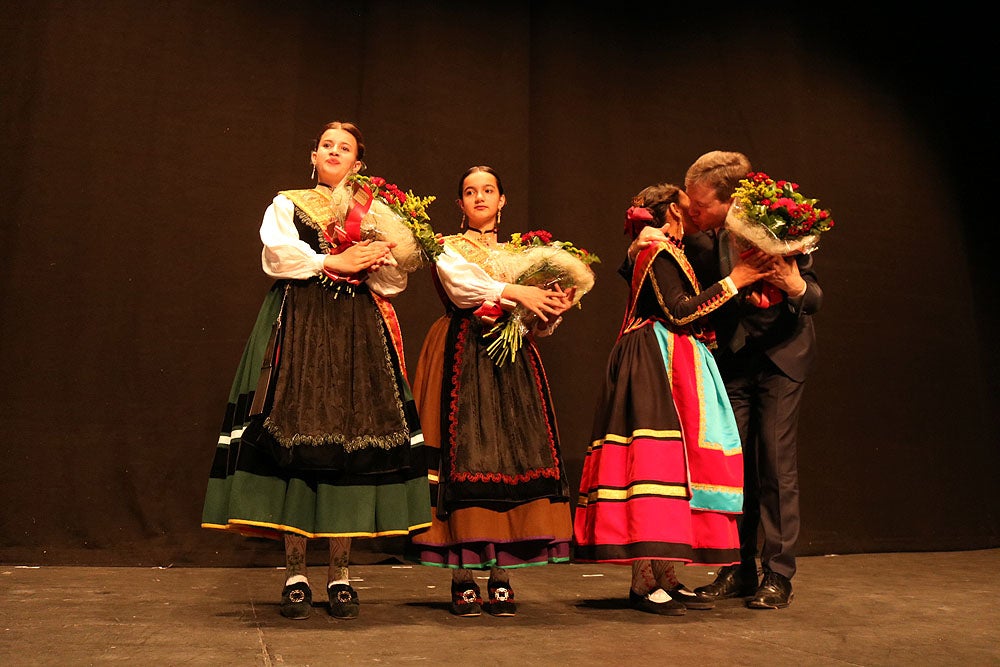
[444,234,492,267]
[279,188,336,230]
[647,243,736,327]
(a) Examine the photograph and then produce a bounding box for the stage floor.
[2,549,997,666]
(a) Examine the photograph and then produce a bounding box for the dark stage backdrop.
[1,1,997,566]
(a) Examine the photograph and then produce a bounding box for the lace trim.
[261,419,410,452]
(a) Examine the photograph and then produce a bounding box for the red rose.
[522,230,553,245]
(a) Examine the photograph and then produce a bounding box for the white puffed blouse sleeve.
[259,195,327,279]
[435,245,506,309]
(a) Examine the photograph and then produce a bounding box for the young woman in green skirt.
[201,121,431,620]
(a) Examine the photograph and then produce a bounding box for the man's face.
[686,181,731,231]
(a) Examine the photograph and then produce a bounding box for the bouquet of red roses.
[726,172,835,256]
[330,173,440,273]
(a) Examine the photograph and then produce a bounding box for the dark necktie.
[716,229,747,352]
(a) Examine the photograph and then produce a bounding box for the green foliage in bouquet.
[731,172,835,241]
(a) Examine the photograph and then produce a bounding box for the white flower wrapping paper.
[486,244,595,302]
[478,243,596,365]
[725,200,820,256]
[331,183,428,273]
[360,199,425,273]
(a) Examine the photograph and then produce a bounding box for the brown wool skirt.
[408,314,571,569]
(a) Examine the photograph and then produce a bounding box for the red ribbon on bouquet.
[321,181,376,283]
[331,181,375,245]
[474,301,504,326]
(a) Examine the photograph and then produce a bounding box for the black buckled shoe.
[449,581,483,617]
[486,580,517,617]
[694,565,759,600]
[279,582,312,620]
[628,590,686,616]
[747,570,793,609]
[327,583,360,619]
[667,583,715,610]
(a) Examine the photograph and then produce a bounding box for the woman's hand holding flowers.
[324,239,397,275]
[502,283,572,323]
[628,226,669,261]
[729,248,775,290]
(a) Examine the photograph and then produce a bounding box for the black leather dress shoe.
[694,565,759,600]
[747,571,793,609]
[667,584,715,610]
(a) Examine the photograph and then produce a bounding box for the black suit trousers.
[722,349,804,580]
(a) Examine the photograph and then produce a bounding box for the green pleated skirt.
[201,280,432,540]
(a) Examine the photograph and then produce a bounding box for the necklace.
[464,227,498,246]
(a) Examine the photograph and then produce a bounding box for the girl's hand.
[627,226,668,261]
[548,283,576,316]
[324,240,396,275]
[728,248,774,289]
[502,283,571,322]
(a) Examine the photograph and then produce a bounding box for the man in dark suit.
[687,151,822,609]
[626,151,822,609]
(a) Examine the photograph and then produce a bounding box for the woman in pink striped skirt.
[572,182,771,615]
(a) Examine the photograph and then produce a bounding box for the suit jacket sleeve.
[787,253,822,316]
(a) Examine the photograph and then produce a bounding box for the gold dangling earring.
[460,213,467,230]
[311,162,316,180]
[496,208,502,229]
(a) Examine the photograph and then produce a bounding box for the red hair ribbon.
[624,205,654,239]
